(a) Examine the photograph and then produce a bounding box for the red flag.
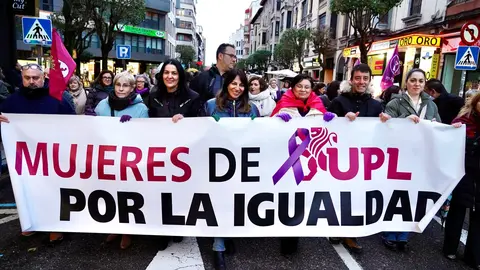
[50,28,76,100]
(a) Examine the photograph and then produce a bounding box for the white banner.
[1,114,465,237]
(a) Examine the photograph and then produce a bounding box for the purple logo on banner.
[272,127,338,185]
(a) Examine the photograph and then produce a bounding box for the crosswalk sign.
[22,17,52,45]
[455,46,479,70]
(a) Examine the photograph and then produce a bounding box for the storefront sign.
[371,41,390,52]
[367,54,385,76]
[118,25,166,39]
[430,54,440,79]
[1,115,465,236]
[398,35,441,48]
[12,0,36,16]
[343,46,360,58]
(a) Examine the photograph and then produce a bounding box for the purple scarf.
[136,87,149,95]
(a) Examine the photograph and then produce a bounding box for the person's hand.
[172,114,184,123]
[212,114,220,122]
[452,122,463,128]
[432,118,437,122]
[323,112,335,122]
[276,113,292,122]
[345,112,359,121]
[119,115,132,123]
[407,115,420,124]
[379,113,391,123]
[0,115,10,123]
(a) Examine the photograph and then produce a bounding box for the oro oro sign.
[1,115,465,237]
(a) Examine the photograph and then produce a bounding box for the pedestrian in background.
[425,79,464,125]
[67,75,87,115]
[248,76,275,117]
[85,70,114,115]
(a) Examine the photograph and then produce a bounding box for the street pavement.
[0,176,474,270]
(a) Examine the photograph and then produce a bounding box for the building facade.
[244,1,262,57]
[229,25,245,60]
[16,0,176,85]
[196,25,206,64]
[175,0,197,49]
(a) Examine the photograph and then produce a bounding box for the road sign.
[460,22,480,46]
[455,46,479,70]
[116,45,131,59]
[22,17,52,45]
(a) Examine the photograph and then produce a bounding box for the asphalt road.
[0,177,474,270]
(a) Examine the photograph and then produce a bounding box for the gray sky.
[196,0,253,65]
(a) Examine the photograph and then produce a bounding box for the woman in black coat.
[444,93,480,269]
[147,59,202,120]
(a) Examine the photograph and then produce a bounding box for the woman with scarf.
[381,68,460,251]
[443,93,480,269]
[135,74,150,104]
[202,68,258,270]
[94,71,148,249]
[67,75,87,114]
[270,74,335,256]
[85,70,114,115]
[248,76,276,117]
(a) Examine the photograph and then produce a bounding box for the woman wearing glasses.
[85,70,114,115]
[94,71,148,249]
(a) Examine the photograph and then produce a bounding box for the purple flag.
[354,59,361,66]
[380,45,401,90]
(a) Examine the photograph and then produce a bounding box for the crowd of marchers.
[0,42,479,270]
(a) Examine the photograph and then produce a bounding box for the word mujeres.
[15,141,416,182]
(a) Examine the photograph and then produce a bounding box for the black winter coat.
[452,114,480,209]
[147,88,201,118]
[328,92,383,117]
[434,93,464,125]
[189,65,223,105]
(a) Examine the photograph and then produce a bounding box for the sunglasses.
[21,63,43,72]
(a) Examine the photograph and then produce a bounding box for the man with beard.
[327,63,387,253]
[0,64,74,243]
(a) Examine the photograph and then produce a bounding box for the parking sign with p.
[116,45,131,59]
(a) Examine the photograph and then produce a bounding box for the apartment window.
[138,36,145,53]
[330,13,338,39]
[301,1,307,20]
[275,21,280,36]
[261,32,266,45]
[309,0,313,14]
[178,21,193,29]
[287,11,292,28]
[115,33,124,46]
[141,12,160,30]
[294,8,298,26]
[409,0,422,15]
[132,36,138,52]
[343,15,349,36]
[280,12,284,32]
[41,0,53,11]
[124,35,132,46]
[318,13,326,27]
[276,0,281,10]
[180,0,194,4]
[379,12,389,25]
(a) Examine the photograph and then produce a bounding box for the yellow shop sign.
[398,35,441,48]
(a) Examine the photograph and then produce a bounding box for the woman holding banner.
[202,68,258,270]
[270,74,335,256]
[443,94,480,268]
[381,68,461,251]
[146,59,201,250]
[95,71,148,249]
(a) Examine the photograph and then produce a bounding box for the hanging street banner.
[1,114,465,237]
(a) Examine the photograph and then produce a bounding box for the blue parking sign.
[22,17,52,45]
[116,45,131,59]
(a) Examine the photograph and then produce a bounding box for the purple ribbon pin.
[272,128,311,185]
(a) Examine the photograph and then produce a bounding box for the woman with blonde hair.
[67,75,87,114]
[444,93,480,268]
[95,71,148,249]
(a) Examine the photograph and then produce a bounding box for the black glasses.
[21,63,43,72]
[222,53,237,59]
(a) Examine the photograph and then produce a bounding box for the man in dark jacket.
[327,63,384,253]
[190,43,236,105]
[425,79,464,124]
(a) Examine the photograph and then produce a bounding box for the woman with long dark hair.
[85,70,114,115]
[147,59,201,121]
[202,68,258,270]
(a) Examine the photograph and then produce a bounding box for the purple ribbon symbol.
[272,128,311,185]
